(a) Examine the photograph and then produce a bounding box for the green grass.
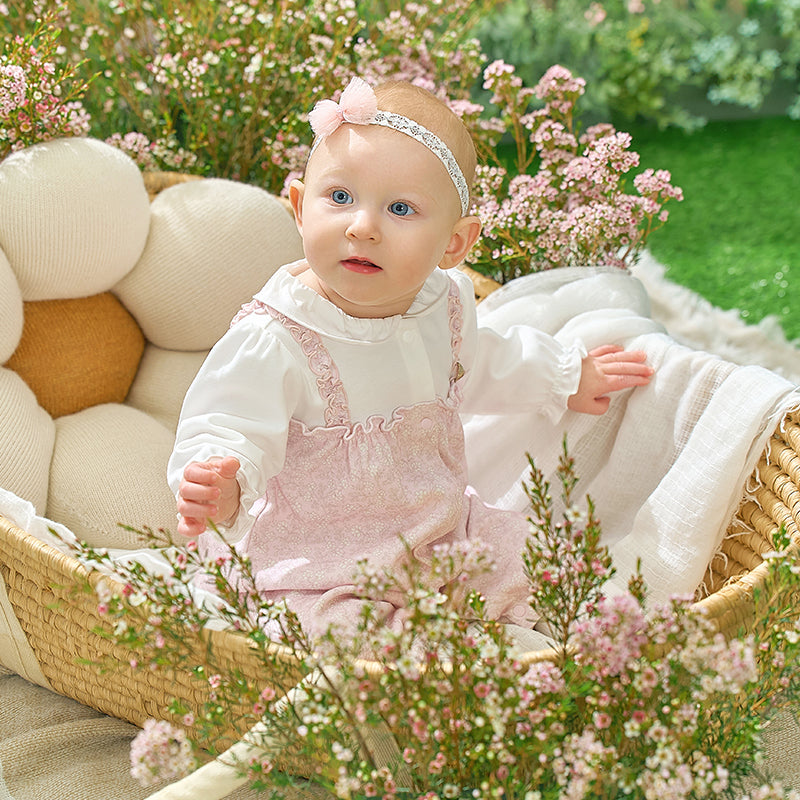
[626,115,800,341]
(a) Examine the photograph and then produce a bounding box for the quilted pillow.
[125,345,208,432]
[0,249,23,364]
[0,137,151,300]
[0,368,55,511]
[114,177,303,351]
[47,403,177,548]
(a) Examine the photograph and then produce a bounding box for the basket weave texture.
[1,171,799,733]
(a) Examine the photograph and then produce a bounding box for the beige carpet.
[0,666,332,799]
[2,257,799,799]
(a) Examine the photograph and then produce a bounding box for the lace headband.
[308,77,471,217]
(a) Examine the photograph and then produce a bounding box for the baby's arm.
[567,344,654,415]
[176,456,241,539]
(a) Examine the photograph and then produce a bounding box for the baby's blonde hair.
[373,81,477,190]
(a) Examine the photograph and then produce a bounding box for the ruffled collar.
[253,259,453,343]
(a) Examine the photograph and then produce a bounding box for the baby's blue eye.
[389,201,414,217]
[331,189,352,205]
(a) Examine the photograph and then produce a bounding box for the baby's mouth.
[342,257,382,274]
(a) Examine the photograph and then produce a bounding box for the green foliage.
[476,0,800,131]
[0,10,92,160]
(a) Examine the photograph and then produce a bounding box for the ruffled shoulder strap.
[231,299,350,426]
[446,278,466,401]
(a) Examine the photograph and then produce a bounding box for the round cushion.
[0,368,55,512]
[125,344,207,432]
[47,404,177,549]
[0,138,151,300]
[5,293,145,418]
[114,178,303,351]
[0,248,23,364]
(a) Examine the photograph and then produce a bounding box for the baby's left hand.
[567,344,654,415]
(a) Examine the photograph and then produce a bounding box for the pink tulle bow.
[308,77,378,139]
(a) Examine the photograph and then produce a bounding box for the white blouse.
[168,261,584,540]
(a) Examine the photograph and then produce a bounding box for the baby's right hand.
[176,456,241,539]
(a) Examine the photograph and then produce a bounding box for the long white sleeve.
[167,315,306,541]
[453,270,585,422]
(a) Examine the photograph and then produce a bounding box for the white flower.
[95,579,112,604]
[417,591,447,615]
[331,741,354,762]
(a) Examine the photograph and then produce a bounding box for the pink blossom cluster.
[63,459,800,799]
[0,25,91,160]
[573,593,648,678]
[0,62,26,115]
[103,131,158,169]
[467,62,683,281]
[551,729,616,800]
[519,659,566,697]
[129,719,194,787]
[679,623,758,697]
[635,746,730,799]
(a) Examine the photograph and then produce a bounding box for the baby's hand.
[567,345,654,415]
[177,456,241,539]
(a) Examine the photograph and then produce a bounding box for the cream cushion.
[0,138,151,300]
[47,404,177,549]
[114,178,303,351]
[0,369,55,512]
[125,345,208,432]
[0,250,23,364]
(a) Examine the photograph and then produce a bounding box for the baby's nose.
[345,209,380,241]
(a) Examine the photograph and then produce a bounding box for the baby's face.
[291,124,465,318]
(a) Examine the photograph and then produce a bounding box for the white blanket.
[463,266,800,601]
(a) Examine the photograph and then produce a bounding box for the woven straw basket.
[1,171,799,739]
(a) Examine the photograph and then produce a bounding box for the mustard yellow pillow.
[5,293,145,418]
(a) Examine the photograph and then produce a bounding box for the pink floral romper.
[201,280,534,637]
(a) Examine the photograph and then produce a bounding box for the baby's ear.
[440,215,482,270]
[288,179,305,233]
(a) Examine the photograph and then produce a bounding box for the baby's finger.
[177,514,207,539]
[178,477,220,504]
[597,349,649,364]
[213,456,241,481]
[177,495,217,520]
[588,344,624,358]
[603,373,654,393]
[602,359,654,377]
[183,461,220,486]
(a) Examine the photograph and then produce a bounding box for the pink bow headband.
[308,77,471,217]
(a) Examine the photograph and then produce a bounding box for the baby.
[167,78,653,635]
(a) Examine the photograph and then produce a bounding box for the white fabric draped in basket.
[462,266,800,602]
